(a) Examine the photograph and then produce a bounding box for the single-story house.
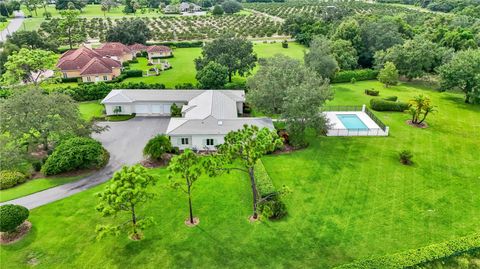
[179,2,201,12]
[57,46,122,82]
[96,42,133,62]
[147,45,173,63]
[129,43,149,56]
[101,89,274,150]
[164,4,180,14]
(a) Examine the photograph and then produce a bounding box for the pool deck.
[324,111,389,137]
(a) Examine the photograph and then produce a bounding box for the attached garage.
[151,105,162,114]
[135,104,149,114]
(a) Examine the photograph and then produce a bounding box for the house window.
[103,76,108,81]
[206,139,214,146]
[63,73,68,79]
[181,138,189,145]
[113,106,122,113]
[86,77,91,82]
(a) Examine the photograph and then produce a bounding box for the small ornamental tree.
[96,165,157,240]
[143,135,172,161]
[378,61,399,87]
[196,61,228,89]
[409,94,435,125]
[204,125,282,220]
[170,103,182,117]
[168,149,204,226]
[0,204,29,233]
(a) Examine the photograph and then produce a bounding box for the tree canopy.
[106,18,152,45]
[195,35,257,82]
[304,35,339,79]
[196,61,229,89]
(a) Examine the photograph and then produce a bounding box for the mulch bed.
[0,221,32,245]
[406,120,429,129]
[184,217,200,227]
[141,154,174,168]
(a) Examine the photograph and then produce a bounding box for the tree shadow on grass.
[440,94,480,112]
[1,223,38,251]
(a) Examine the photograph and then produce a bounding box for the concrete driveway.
[0,11,25,42]
[1,117,170,209]
[93,117,170,165]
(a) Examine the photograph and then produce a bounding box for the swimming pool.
[337,114,368,130]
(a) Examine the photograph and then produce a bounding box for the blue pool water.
[337,114,368,130]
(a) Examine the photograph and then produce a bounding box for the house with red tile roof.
[146,45,173,63]
[57,45,122,83]
[129,43,149,56]
[97,42,134,62]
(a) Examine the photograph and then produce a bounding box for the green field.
[2,81,479,268]
[0,175,85,203]
[125,42,305,88]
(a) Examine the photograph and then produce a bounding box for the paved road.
[0,11,25,42]
[1,117,170,209]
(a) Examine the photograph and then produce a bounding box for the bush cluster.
[256,160,287,220]
[124,69,143,78]
[383,96,398,101]
[45,82,166,101]
[370,98,410,111]
[365,89,379,96]
[335,233,480,269]
[332,69,378,83]
[61,77,80,83]
[0,204,30,233]
[0,170,27,190]
[148,41,203,48]
[143,135,172,161]
[41,137,109,176]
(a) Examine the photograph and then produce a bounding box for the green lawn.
[79,101,104,121]
[124,42,305,88]
[0,175,85,203]
[2,81,479,268]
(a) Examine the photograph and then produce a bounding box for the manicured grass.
[0,175,85,203]
[124,42,305,88]
[2,81,479,268]
[79,101,104,121]
[18,18,44,31]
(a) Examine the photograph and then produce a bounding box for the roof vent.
[218,120,223,126]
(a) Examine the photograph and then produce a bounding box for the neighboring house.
[101,89,274,150]
[129,43,148,56]
[96,42,133,62]
[164,4,179,13]
[147,45,173,64]
[179,2,201,12]
[57,45,122,82]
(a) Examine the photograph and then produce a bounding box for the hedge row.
[370,98,410,112]
[255,160,287,220]
[332,69,378,83]
[124,69,143,78]
[147,41,203,48]
[335,233,480,269]
[45,82,166,101]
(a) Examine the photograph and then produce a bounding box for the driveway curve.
[1,117,170,209]
[1,11,25,42]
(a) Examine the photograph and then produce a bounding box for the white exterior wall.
[105,104,133,115]
[236,102,243,114]
[170,134,225,150]
[104,102,185,116]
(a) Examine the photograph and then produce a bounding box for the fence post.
[362,104,366,112]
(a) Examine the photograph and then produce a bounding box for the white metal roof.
[166,116,275,135]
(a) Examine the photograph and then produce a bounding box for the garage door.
[135,105,149,114]
[151,105,162,114]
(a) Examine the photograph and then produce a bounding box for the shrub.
[129,58,139,64]
[143,135,172,161]
[41,137,109,175]
[383,96,398,101]
[122,61,130,67]
[0,170,27,190]
[332,69,378,83]
[350,77,356,84]
[170,103,182,117]
[124,70,143,78]
[175,83,195,89]
[370,98,410,112]
[61,77,80,83]
[365,88,379,96]
[399,150,413,165]
[335,233,480,269]
[256,160,287,220]
[0,204,29,233]
[282,40,288,48]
